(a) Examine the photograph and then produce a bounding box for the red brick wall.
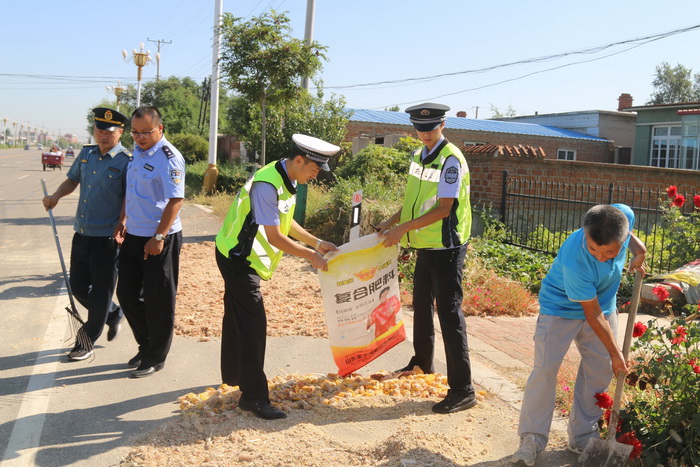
[467,154,700,208]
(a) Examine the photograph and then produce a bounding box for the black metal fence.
[499,170,698,273]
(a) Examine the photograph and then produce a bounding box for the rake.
[41,179,93,355]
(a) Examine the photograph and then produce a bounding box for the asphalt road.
[0,148,225,467]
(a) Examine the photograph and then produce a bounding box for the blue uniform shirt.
[66,143,131,236]
[538,204,635,320]
[250,159,295,226]
[125,136,185,237]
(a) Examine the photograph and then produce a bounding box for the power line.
[148,38,173,81]
[325,23,700,90]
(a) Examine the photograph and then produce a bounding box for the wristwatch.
[154,233,166,241]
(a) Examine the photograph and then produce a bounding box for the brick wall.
[467,153,700,208]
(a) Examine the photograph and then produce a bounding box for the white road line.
[2,289,68,467]
[17,175,29,180]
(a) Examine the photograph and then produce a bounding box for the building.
[624,101,700,170]
[346,108,616,163]
[492,93,637,164]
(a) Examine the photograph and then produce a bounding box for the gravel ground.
[121,241,571,466]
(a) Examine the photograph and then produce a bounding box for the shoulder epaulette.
[162,145,175,159]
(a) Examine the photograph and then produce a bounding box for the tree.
[385,105,400,112]
[648,62,700,104]
[219,10,326,165]
[226,81,348,167]
[490,104,517,118]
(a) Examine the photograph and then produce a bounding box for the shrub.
[618,316,700,466]
[168,133,209,164]
[185,160,249,197]
[335,144,410,186]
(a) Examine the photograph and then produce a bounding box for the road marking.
[2,288,68,466]
[17,175,29,180]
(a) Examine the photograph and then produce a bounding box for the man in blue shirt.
[42,107,131,360]
[116,106,185,378]
[512,204,646,466]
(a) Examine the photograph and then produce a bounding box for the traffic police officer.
[116,106,185,378]
[215,134,339,420]
[42,107,131,360]
[378,103,477,414]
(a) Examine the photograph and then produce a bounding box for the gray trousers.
[517,312,618,451]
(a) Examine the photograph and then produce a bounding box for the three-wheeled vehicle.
[42,150,64,171]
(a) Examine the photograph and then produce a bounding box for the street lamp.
[122,43,158,107]
[2,118,7,145]
[106,81,125,111]
[12,121,17,147]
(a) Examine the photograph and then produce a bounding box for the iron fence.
[499,170,698,273]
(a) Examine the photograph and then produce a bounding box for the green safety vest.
[215,160,296,280]
[399,139,471,249]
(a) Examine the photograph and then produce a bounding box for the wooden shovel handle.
[608,270,643,438]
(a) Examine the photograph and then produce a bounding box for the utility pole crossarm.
[147,37,172,81]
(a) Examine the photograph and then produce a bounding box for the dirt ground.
[120,241,565,466]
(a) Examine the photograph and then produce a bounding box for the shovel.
[41,179,92,353]
[577,270,643,467]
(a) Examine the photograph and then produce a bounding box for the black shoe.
[67,347,94,361]
[432,393,477,414]
[107,322,121,341]
[238,398,287,420]
[131,362,164,378]
[127,352,143,368]
[395,357,432,374]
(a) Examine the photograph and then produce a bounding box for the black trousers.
[117,232,182,367]
[411,243,474,396]
[69,233,122,344]
[216,248,270,402]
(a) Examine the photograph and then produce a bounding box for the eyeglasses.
[130,126,160,138]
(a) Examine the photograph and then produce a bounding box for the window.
[680,115,700,170]
[650,125,681,168]
[463,141,486,146]
[557,149,576,161]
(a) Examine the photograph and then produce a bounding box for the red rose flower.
[667,185,678,198]
[594,391,613,409]
[632,322,647,338]
[670,325,688,346]
[652,285,670,301]
[672,194,686,207]
[617,431,643,459]
[695,194,700,209]
[693,365,700,374]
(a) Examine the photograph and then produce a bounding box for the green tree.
[648,62,700,104]
[227,82,348,168]
[490,104,516,118]
[385,105,400,112]
[219,10,326,165]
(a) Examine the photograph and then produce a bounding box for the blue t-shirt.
[538,204,635,320]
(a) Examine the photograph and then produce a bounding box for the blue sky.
[1,0,699,141]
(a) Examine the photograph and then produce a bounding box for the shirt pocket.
[106,167,122,181]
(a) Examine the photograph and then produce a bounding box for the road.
[0,148,224,467]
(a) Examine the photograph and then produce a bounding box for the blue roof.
[347,108,607,142]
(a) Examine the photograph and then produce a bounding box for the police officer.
[378,103,476,414]
[42,107,131,360]
[116,106,185,378]
[215,134,339,420]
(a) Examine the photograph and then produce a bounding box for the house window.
[463,141,486,146]
[650,125,681,168]
[557,149,576,161]
[680,115,700,170]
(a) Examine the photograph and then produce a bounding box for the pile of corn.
[178,369,450,416]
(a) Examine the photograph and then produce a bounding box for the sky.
[2,0,700,142]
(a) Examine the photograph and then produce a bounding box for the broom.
[41,179,93,355]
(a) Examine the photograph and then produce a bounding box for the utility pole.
[147,37,172,81]
[295,0,316,226]
[202,0,222,194]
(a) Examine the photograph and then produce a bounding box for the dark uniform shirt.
[66,143,132,236]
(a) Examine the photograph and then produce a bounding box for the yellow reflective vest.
[215,160,296,280]
[399,140,471,249]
